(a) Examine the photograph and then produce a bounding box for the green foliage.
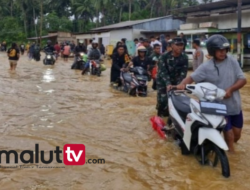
[0,17,26,45]
[43,11,73,32]
[0,0,211,43]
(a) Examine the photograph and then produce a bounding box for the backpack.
[9,49,17,58]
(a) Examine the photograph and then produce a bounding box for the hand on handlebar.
[120,68,126,72]
[167,84,185,91]
[224,88,232,99]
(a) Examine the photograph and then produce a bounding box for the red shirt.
[54,44,61,53]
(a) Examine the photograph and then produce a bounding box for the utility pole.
[33,0,38,42]
[39,0,43,47]
[237,0,242,67]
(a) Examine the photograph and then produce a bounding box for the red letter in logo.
[63,144,85,165]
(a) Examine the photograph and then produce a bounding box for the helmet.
[47,40,52,44]
[79,40,84,44]
[137,46,147,53]
[92,40,98,44]
[206,35,230,57]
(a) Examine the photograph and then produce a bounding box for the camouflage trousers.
[156,78,178,116]
[156,85,168,114]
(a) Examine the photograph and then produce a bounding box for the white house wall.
[102,37,109,47]
[187,10,250,30]
[109,29,133,46]
[75,32,111,46]
[132,29,146,39]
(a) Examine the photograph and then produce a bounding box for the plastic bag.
[150,116,166,139]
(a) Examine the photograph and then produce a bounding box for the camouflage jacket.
[149,52,161,60]
[146,46,153,57]
[157,51,188,86]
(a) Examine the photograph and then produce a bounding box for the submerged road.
[0,52,249,190]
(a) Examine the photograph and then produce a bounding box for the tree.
[0,0,210,42]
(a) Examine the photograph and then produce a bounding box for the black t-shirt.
[7,48,20,60]
[75,45,86,54]
[44,45,55,53]
[112,53,127,71]
[132,56,150,70]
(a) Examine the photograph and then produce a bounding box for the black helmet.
[206,35,230,57]
[47,40,51,45]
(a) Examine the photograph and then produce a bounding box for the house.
[173,0,250,66]
[27,31,76,44]
[75,15,184,55]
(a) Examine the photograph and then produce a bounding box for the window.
[243,33,250,54]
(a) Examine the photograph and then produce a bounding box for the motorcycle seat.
[172,94,191,114]
[122,72,132,82]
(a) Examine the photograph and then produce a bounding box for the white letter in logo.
[66,147,73,162]
[71,151,83,162]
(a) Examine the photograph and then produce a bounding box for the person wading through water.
[156,37,188,117]
[7,43,20,71]
[168,35,247,152]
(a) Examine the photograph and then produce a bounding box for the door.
[126,41,136,56]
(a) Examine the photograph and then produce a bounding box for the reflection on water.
[0,52,249,190]
[42,68,55,83]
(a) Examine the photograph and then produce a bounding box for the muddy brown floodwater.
[0,52,249,190]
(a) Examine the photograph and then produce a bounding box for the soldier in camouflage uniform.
[149,44,161,90]
[156,37,188,117]
[143,39,154,57]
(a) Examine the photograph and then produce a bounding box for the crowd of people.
[110,34,247,153]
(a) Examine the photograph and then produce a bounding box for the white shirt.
[150,40,161,47]
[151,40,162,53]
[87,44,92,53]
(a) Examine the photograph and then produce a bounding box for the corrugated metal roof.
[27,34,58,40]
[140,30,177,34]
[171,0,250,14]
[91,16,172,31]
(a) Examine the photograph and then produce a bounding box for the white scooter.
[165,82,230,178]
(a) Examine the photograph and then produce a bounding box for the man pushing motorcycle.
[156,37,188,117]
[168,34,247,153]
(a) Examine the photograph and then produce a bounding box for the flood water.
[0,52,249,190]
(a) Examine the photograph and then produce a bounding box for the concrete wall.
[187,10,250,30]
[75,32,110,46]
[132,29,146,39]
[109,29,133,46]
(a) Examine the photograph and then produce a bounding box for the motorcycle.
[71,52,86,70]
[43,52,55,65]
[89,60,102,77]
[151,82,230,177]
[115,66,148,97]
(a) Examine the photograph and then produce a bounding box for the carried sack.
[100,63,106,71]
[9,49,17,58]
